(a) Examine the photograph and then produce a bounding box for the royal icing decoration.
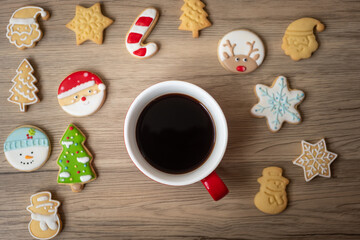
[218,30,265,74]
[66,3,113,45]
[282,18,325,61]
[8,59,39,112]
[178,0,211,38]
[27,191,62,239]
[58,71,106,117]
[4,126,50,172]
[251,76,305,132]
[254,167,289,215]
[6,6,50,49]
[293,139,338,182]
[57,124,96,192]
[125,8,159,59]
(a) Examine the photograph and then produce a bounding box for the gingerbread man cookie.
[254,167,289,215]
[282,18,325,61]
[6,6,50,49]
[218,30,265,74]
[27,191,62,239]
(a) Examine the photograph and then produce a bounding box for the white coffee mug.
[124,81,229,200]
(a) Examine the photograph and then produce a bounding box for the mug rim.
[124,81,228,186]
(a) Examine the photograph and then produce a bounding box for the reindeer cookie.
[254,167,289,215]
[27,192,62,239]
[217,30,265,74]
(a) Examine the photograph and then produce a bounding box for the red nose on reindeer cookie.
[57,71,106,117]
[217,29,265,74]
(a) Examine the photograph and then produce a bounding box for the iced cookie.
[8,59,39,112]
[282,18,325,61]
[125,8,159,59]
[293,139,338,182]
[179,0,211,38]
[66,3,113,45]
[27,191,62,239]
[57,124,96,192]
[58,71,106,117]
[254,167,289,215]
[4,126,50,172]
[6,6,50,49]
[217,29,265,74]
[251,76,305,132]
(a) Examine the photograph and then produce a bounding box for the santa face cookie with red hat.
[6,6,50,50]
[58,71,106,117]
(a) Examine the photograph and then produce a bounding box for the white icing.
[125,8,159,58]
[58,80,95,99]
[80,175,92,182]
[37,196,48,202]
[5,146,49,171]
[251,76,305,132]
[77,157,90,163]
[6,6,48,49]
[61,90,105,117]
[61,141,73,148]
[36,203,54,208]
[218,29,265,65]
[59,172,70,178]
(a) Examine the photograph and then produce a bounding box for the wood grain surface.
[0,0,359,239]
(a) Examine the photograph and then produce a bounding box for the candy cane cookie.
[125,8,159,59]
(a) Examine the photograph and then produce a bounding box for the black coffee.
[136,94,215,174]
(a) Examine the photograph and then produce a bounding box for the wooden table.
[0,0,359,239]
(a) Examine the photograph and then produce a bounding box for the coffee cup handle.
[201,171,229,201]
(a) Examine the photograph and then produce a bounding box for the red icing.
[237,66,246,72]
[133,48,147,56]
[58,71,103,95]
[66,160,69,163]
[77,171,80,174]
[81,97,86,101]
[127,32,143,43]
[76,151,79,154]
[69,126,74,130]
[135,16,153,27]
[66,137,69,139]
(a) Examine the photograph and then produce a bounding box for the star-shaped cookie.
[251,76,305,132]
[66,3,113,45]
[293,139,338,182]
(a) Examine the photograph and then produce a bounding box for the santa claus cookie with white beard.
[58,71,106,117]
[6,6,50,50]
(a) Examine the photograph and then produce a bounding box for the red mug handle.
[201,171,229,201]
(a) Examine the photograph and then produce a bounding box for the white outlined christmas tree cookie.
[293,139,338,182]
[8,59,39,112]
[6,6,50,49]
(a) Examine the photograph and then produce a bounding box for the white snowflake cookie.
[251,76,305,132]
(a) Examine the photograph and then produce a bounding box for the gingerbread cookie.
[66,3,113,45]
[27,191,62,239]
[251,76,305,132]
[282,18,325,61]
[57,124,96,192]
[8,59,39,112]
[254,167,289,215]
[4,126,50,172]
[58,71,106,117]
[218,30,265,74]
[179,0,211,38]
[6,6,50,49]
[293,139,338,182]
[125,8,159,59]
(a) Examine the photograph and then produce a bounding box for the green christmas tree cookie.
[57,124,96,192]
